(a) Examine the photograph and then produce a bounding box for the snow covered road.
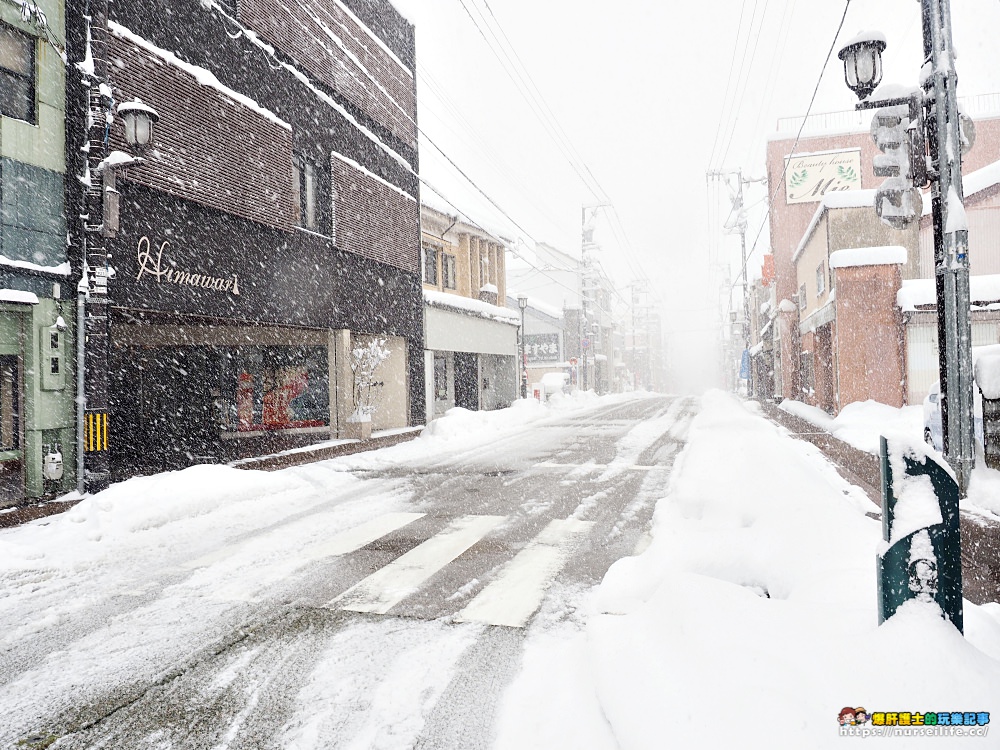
[0,393,691,748]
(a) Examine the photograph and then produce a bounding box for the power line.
[741,0,797,167]
[707,1,752,170]
[728,0,855,298]
[419,179,618,320]
[453,0,603,202]
[452,0,655,285]
[716,0,769,171]
[416,64,570,241]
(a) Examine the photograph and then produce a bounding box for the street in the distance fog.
[0,395,692,749]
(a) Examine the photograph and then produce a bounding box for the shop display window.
[222,346,329,432]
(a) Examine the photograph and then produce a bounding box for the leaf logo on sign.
[837,165,857,182]
[789,169,808,188]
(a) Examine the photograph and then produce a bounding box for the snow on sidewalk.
[778,397,1000,520]
[497,390,1000,749]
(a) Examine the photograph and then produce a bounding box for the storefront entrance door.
[111,347,221,476]
[0,355,23,503]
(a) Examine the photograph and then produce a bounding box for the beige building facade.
[420,204,518,419]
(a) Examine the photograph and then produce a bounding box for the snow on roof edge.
[424,289,520,324]
[333,152,415,203]
[792,189,877,263]
[898,274,1000,310]
[0,289,40,305]
[0,254,71,276]
[830,245,907,269]
[108,21,292,131]
[194,3,416,177]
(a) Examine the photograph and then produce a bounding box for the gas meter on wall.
[43,448,64,481]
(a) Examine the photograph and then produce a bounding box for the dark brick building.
[66,0,423,478]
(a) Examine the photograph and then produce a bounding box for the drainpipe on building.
[76,275,87,495]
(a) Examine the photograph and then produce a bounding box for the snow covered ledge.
[0,290,39,305]
[423,289,520,325]
[830,245,907,269]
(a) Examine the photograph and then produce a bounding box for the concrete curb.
[230,428,424,472]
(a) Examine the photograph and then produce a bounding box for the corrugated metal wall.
[906,321,999,404]
[919,206,1000,277]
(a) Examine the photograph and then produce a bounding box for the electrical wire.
[706,1,751,171]
[740,0,796,167]
[453,0,602,202]
[452,0,655,286]
[418,177,618,320]
[217,0,647,317]
[717,0,770,171]
[727,0,855,298]
[416,63,571,242]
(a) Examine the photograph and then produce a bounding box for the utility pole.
[707,169,765,394]
[838,2,974,495]
[837,5,973,633]
[736,172,750,393]
[926,0,975,495]
[581,204,609,392]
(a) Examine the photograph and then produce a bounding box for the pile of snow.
[498,391,1000,748]
[314,389,627,476]
[0,465,322,575]
[975,352,1000,400]
[779,398,924,455]
[540,371,569,394]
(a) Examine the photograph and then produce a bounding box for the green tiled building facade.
[0,0,76,503]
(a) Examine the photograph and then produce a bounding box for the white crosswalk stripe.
[331,514,507,615]
[455,518,594,628]
[182,511,425,571]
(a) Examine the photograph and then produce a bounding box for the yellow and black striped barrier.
[85,412,109,452]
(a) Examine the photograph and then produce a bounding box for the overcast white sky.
[391,0,1000,392]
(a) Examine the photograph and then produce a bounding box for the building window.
[816,261,826,295]
[798,283,807,311]
[295,157,316,230]
[225,346,329,433]
[330,183,337,244]
[423,244,439,285]
[0,23,35,124]
[293,153,329,233]
[480,251,489,287]
[442,253,457,289]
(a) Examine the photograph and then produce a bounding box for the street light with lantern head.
[835,0,971,632]
[838,31,887,101]
[517,294,528,398]
[836,4,974,498]
[117,98,159,149]
[78,87,161,493]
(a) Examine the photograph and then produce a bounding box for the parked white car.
[922,380,983,452]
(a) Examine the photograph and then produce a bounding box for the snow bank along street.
[1,391,999,748]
